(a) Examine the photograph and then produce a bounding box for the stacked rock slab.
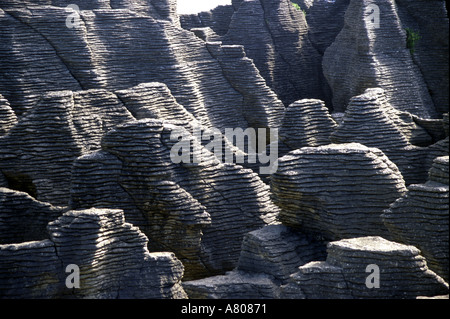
[180,4,235,36]
[395,0,449,115]
[182,225,327,299]
[70,119,279,280]
[0,4,283,135]
[0,188,65,245]
[294,0,350,55]
[0,94,17,137]
[0,90,134,206]
[282,236,449,299]
[0,208,187,299]
[279,99,338,152]
[271,143,407,241]
[383,156,449,282]
[221,0,331,107]
[322,0,438,118]
[330,88,447,185]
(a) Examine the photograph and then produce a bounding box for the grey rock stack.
[220,0,331,107]
[322,0,439,118]
[180,4,235,36]
[330,88,448,185]
[182,224,327,299]
[0,187,65,244]
[70,119,279,279]
[271,143,407,241]
[279,99,338,151]
[0,94,17,137]
[283,236,449,299]
[0,89,134,206]
[0,208,187,299]
[383,156,449,282]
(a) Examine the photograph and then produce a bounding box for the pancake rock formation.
[0,208,187,299]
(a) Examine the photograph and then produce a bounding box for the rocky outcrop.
[0,94,17,137]
[180,4,235,36]
[0,208,187,299]
[271,143,407,241]
[395,0,449,115]
[330,88,448,185]
[0,89,134,206]
[383,156,449,282]
[0,187,65,244]
[294,0,350,55]
[0,4,283,130]
[182,225,327,299]
[322,0,439,118]
[220,0,331,107]
[279,99,337,151]
[282,236,449,299]
[70,119,279,280]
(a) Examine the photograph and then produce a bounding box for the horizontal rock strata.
[271,143,407,241]
[0,208,187,299]
[182,224,327,299]
[383,156,449,282]
[282,236,449,299]
[70,119,279,279]
[322,0,439,117]
[330,88,448,185]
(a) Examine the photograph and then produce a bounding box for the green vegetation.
[291,2,306,16]
[405,28,421,55]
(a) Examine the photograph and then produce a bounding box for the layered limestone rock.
[182,225,327,299]
[383,156,449,282]
[294,0,350,55]
[279,99,338,152]
[180,4,235,36]
[70,119,279,280]
[0,208,187,299]
[0,4,284,131]
[271,143,407,241]
[0,187,65,245]
[322,0,438,118]
[0,94,17,137]
[0,90,134,206]
[282,236,449,299]
[220,0,331,107]
[395,0,449,115]
[330,88,448,185]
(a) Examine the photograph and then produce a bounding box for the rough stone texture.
[221,0,332,107]
[395,0,449,115]
[0,208,187,299]
[0,89,134,206]
[383,156,449,282]
[322,0,439,118]
[294,0,350,55]
[0,94,17,137]
[279,99,338,151]
[283,236,449,299]
[182,270,280,299]
[70,119,279,280]
[180,4,235,36]
[0,4,284,132]
[0,187,65,245]
[237,225,327,283]
[330,88,448,185]
[182,224,327,299]
[271,143,407,241]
